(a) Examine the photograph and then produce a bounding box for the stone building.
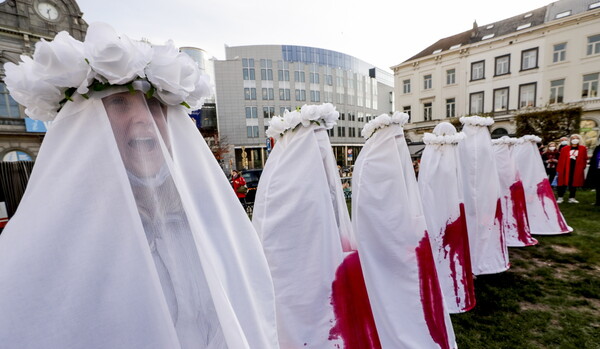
[0,0,87,161]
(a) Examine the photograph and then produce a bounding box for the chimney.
[471,20,479,38]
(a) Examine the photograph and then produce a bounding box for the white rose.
[33,31,93,94]
[4,56,63,121]
[283,110,302,130]
[300,104,319,127]
[186,73,212,109]
[390,111,409,125]
[319,103,339,129]
[266,116,287,139]
[146,41,200,105]
[84,22,151,85]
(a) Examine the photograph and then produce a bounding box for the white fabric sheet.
[512,136,571,235]
[457,116,509,275]
[0,90,279,349]
[254,122,378,348]
[353,120,456,349]
[491,137,537,247]
[419,122,476,314]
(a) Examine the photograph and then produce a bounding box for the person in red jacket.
[556,134,588,204]
[231,170,247,206]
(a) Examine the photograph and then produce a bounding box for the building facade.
[392,0,600,150]
[214,44,394,171]
[0,0,87,161]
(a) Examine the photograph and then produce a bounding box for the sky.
[76,0,553,72]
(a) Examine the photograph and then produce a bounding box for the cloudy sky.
[77,0,552,72]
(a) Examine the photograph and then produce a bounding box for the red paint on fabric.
[509,181,537,246]
[536,178,569,232]
[442,203,476,311]
[416,233,451,349]
[494,199,509,265]
[329,251,381,349]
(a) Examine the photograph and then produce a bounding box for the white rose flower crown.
[265,103,339,140]
[3,22,211,121]
[361,112,410,140]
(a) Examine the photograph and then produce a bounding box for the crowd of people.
[541,134,599,205]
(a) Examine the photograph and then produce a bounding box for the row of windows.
[245,106,373,125]
[405,72,599,120]
[401,34,600,94]
[248,124,365,139]
[244,87,375,105]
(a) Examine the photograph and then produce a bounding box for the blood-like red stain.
[536,178,569,232]
[442,203,476,311]
[494,198,508,265]
[416,233,451,349]
[509,181,537,246]
[329,251,381,349]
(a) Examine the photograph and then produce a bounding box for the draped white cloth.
[0,89,279,349]
[353,118,456,349]
[492,137,538,247]
[458,116,509,275]
[512,136,571,235]
[419,122,476,314]
[253,122,379,349]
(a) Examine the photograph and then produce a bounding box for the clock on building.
[36,1,60,21]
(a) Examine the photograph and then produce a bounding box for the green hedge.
[515,106,582,143]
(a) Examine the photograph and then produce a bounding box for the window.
[403,106,411,118]
[555,10,571,19]
[295,89,306,101]
[582,73,599,98]
[328,128,334,137]
[553,43,567,63]
[310,90,320,102]
[244,87,256,100]
[277,61,290,81]
[349,127,356,138]
[263,106,275,119]
[519,83,536,108]
[294,70,305,82]
[279,88,291,101]
[423,102,432,121]
[242,58,255,80]
[262,88,274,100]
[310,72,320,84]
[470,92,484,114]
[423,74,432,89]
[471,61,485,81]
[247,126,259,138]
[260,59,273,80]
[337,126,346,137]
[0,82,20,118]
[280,107,290,115]
[445,98,455,118]
[549,79,565,104]
[495,55,510,76]
[446,69,456,85]
[403,79,411,93]
[493,88,509,113]
[587,34,600,56]
[521,48,538,71]
[245,107,257,119]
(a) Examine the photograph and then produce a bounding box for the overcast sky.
[76,0,553,72]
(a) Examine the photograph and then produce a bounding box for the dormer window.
[486,24,494,29]
[432,49,442,54]
[482,34,495,41]
[589,2,600,9]
[450,44,462,50]
[524,13,532,18]
[556,10,571,19]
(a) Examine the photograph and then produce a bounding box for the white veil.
[254,105,377,348]
[491,137,537,247]
[457,116,509,275]
[419,122,476,314]
[353,113,456,348]
[512,136,571,235]
[0,24,278,349]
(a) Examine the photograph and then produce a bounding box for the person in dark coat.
[584,144,600,206]
[556,134,588,204]
[541,141,560,185]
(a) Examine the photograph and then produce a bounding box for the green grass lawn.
[451,189,600,349]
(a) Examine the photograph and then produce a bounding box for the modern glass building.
[214,45,394,171]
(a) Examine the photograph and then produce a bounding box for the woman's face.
[104,92,167,178]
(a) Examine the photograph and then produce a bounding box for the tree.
[515,105,582,143]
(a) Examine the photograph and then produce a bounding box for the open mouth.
[128,137,157,152]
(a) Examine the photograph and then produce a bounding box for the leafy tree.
[515,106,582,143]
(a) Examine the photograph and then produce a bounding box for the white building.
[392,0,600,150]
[214,45,394,171]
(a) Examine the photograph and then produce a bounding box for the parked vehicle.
[241,169,263,203]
